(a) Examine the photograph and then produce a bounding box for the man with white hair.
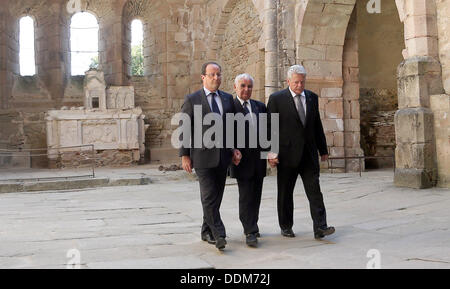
[267,65,335,240]
[229,73,267,247]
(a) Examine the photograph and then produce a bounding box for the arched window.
[19,16,36,76]
[131,19,144,76]
[70,12,99,76]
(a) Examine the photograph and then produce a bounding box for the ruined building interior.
[0,0,448,189]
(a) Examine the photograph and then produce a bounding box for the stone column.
[0,5,8,109]
[1,6,19,110]
[36,1,69,107]
[430,94,450,188]
[394,0,443,188]
[342,8,363,172]
[264,0,278,103]
[99,2,128,86]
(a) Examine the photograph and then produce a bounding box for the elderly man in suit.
[267,65,335,240]
[179,62,241,251]
[229,73,267,247]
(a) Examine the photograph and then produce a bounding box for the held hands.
[232,149,242,166]
[267,152,279,168]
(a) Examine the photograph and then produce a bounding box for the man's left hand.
[321,154,329,162]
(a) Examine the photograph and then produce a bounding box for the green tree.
[89,55,99,69]
[131,42,144,76]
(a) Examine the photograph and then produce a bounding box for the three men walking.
[178,63,334,251]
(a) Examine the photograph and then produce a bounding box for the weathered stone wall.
[430,94,450,188]
[434,0,450,188]
[360,88,397,168]
[0,5,8,109]
[296,0,359,173]
[436,0,450,94]
[357,0,404,168]
[216,0,264,101]
[53,149,138,168]
[0,0,448,187]
[0,110,47,167]
[342,7,363,172]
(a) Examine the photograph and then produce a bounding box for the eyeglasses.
[204,73,222,78]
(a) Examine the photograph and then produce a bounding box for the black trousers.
[277,152,327,232]
[195,165,228,240]
[237,175,264,235]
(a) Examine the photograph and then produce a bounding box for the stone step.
[0,177,152,194]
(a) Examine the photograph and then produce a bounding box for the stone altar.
[46,69,147,167]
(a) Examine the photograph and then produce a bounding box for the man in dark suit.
[179,62,241,251]
[229,73,267,247]
[267,65,335,240]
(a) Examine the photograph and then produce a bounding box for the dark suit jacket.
[179,88,235,169]
[230,98,267,180]
[267,88,328,169]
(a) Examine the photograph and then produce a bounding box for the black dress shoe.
[281,229,295,238]
[201,233,216,245]
[246,234,258,247]
[215,237,227,251]
[314,226,335,239]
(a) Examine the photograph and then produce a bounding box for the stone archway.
[207,0,265,101]
[297,0,445,186]
[296,0,359,172]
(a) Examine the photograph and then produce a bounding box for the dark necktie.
[295,94,306,126]
[210,93,221,115]
[243,101,250,115]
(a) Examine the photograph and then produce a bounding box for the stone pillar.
[342,7,364,172]
[264,0,278,103]
[395,57,443,188]
[187,0,205,92]
[0,7,19,110]
[99,4,128,86]
[394,0,443,188]
[0,6,8,109]
[430,94,450,188]
[36,1,69,107]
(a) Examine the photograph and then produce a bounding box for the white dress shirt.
[236,96,254,124]
[289,87,307,116]
[204,87,223,115]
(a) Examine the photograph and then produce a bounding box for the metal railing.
[327,155,395,177]
[0,144,95,182]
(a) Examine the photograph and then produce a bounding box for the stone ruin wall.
[0,0,449,186]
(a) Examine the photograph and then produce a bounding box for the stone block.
[298,45,326,60]
[394,107,434,144]
[405,0,437,16]
[321,87,342,98]
[343,82,359,100]
[330,146,344,158]
[344,119,360,132]
[395,142,435,170]
[394,168,436,189]
[333,132,344,147]
[344,132,360,148]
[325,100,343,119]
[322,119,344,132]
[406,36,439,58]
[326,45,344,61]
[404,15,438,40]
[430,94,450,112]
